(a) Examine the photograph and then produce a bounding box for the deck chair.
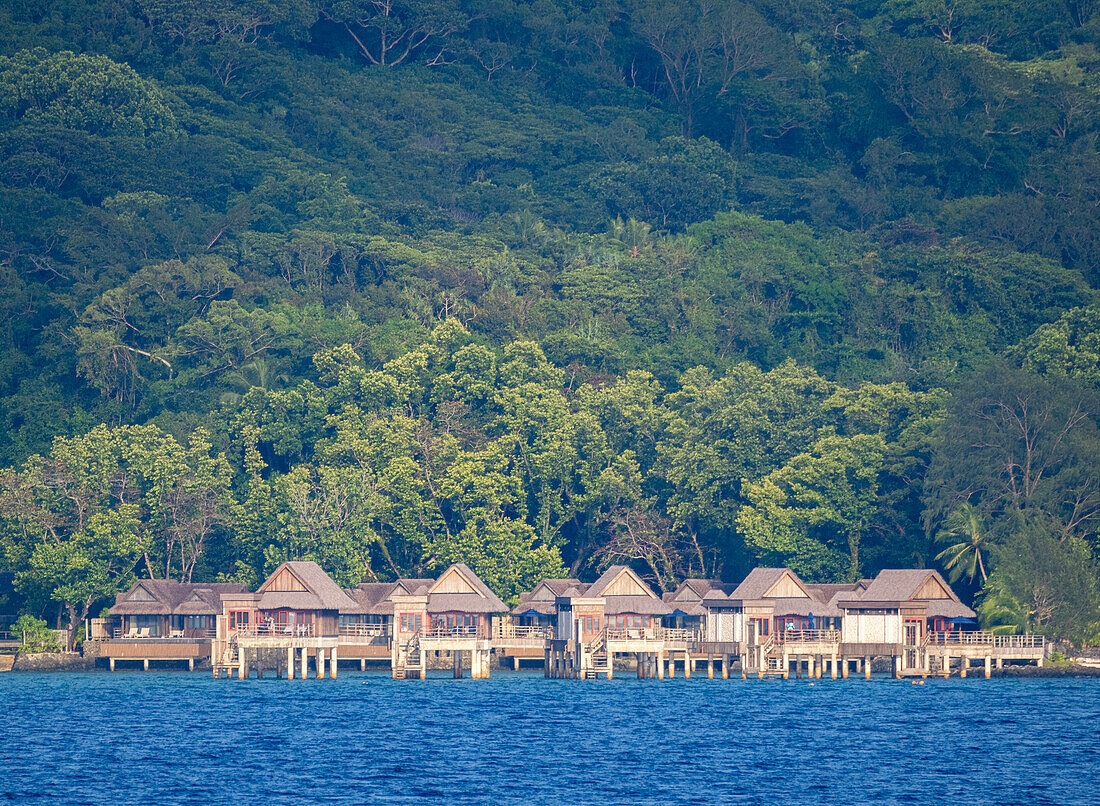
[124,627,139,639]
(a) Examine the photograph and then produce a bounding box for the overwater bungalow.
[389,563,508,679]
[103,580,247,670]
[838,569,974,644]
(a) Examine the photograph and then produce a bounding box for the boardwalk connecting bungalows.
[502,579,580,669]
[99,562,1045,681]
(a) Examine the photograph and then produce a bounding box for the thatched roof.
[108,580,246,616]
[603,595,672,616]
[259,561,359,612]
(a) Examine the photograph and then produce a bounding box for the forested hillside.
[1,0,1099,642]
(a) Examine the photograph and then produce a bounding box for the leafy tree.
[11,614,62,652]
[737,434,887,581]
[0,48,176,141]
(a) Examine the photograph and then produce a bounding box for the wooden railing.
[926,631,1044,648]
[775,629,840,643]
[111,628,214,640]
[339,624,387,637]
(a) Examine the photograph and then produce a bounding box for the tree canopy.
[1,0,1099,643]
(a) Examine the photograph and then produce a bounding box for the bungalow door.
[904,619,922,646]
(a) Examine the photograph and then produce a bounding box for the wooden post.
[669,653,675,678]
[893,655,901,679]
[830,653,837,680]
[109,657,115,672]
[188,657,194,672]
[782,652,789,680]
[657,651,664,680]
[996,657,1003,670]
[943,653,950,679]
[707,655,714,679]
[514,655,520,671]
[984,655,992,679]
[316,649,325,680]
[864,655,872,679]
[841,657,849,679]
[607,652,613,681]
[684,652,691,679]
[808,654,815,679]
[420,646,427,681]
[544,646,551,677]
[722,654,729,680]
[740,653,747,680]
[360,658,366,672]
[330,646,338,679]
[300,647,307,680]
[144,658,150,672]
[287,647,294,680]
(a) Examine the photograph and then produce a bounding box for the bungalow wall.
[705,611,734,642]
[843,610,901,643]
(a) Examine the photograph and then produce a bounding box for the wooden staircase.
[583,633,611,679]
[394,634,421,680]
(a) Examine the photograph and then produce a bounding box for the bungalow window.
[749,617,769,637]
[184,616,211,631]
[433,614,479,632]
[399,613,422,633]
[580,615,600,634]
[609,615,645,631]
[229,611,250,630]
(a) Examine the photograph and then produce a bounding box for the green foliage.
[0,48,176,140]
[12,614,61,652]
[0,0,1098,636]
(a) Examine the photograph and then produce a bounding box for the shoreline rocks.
[11,651,95,672]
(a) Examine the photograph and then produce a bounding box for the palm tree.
[934,503,992,584]
[220,358,289,405]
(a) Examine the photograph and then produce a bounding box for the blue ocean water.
[2,671,1098,805]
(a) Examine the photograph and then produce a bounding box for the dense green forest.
[1,0,1099,645]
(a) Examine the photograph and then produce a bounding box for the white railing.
[423,625,483,639]
[495,625,553,640]
[234,623,315,638]
[606,628,662,642]
[339,624,387,638]
[926,631,1044,648]
[775,629,841,644]
[656,627,700,642]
